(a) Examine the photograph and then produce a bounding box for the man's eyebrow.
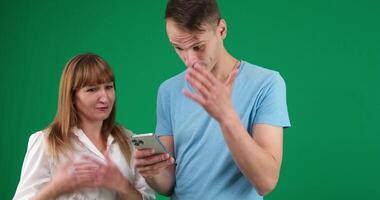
[171,41,205,48]
[171,42,181,47]
[192,41,205,46]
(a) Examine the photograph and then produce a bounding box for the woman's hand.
[53,159,97,194]
[133,149,174,178]
[31,155,99,200]
[83,151,143,199]
[82,152,126,192]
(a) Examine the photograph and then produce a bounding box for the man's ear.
[218,19,227,39]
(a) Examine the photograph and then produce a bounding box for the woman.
[13,53,155,200]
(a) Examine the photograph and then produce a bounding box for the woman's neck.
[79,120,105,152]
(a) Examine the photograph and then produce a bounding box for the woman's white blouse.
[13,128,155,200]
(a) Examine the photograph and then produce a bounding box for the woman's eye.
[86,87,97,92]
[105,85,114,90]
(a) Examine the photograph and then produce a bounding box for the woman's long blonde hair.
[47,53,131,163]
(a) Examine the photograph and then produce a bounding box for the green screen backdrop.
[1,0,379,199]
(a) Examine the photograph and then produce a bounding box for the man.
[134,0,291,199]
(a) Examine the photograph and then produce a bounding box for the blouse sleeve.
[132,168,156,200]
[13,131,51,200]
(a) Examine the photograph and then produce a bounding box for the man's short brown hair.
[165,0,221,32]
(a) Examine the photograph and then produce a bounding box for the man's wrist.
[219,110,240,126]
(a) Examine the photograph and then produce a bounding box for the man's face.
[166,19,225,71]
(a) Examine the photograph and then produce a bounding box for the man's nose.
[183,50,197,68]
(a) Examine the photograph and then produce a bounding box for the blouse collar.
[72,126,115,160]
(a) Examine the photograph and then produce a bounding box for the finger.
[73,163,100,177]
[194,63,218,85]
[104,149,111,162]
[183,89,206,105]
[73,161,100,169]
[74,173,95,186]
[74,168,97,175]
[187,67,213,91]
[94,176,104,186]
[74,166,98,175]
[67,151,76,162]
[73,165,98,178]
[75,175,96,187]
[185,72,211,99]
[139,169,161,178]
[134,153,171,168]
[74,165,99,173]
[102,149,114,166]
[137,157,175,173]
[62,153,76,170]
[75,173,95,180]
[133,148,156,159]
[79,155,106,167]
[63,160,73,170]
[96,165,108,176]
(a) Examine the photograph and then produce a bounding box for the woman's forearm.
[115,178,143,200]
[146,165,175,196]
[31,181,61,200]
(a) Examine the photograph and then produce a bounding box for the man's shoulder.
[159,70,186,92]
[240,60,283,85]
[241,60,279,78]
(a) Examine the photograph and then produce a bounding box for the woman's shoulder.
[120,126,133,138]
[112,124,133,139]
[27,129,49,149]
[23,129,52,165]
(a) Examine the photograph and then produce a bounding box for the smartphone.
[131,133,168,154]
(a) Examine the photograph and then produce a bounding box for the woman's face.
[74,82,115,124]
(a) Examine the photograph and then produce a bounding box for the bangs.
[73,55,114,89]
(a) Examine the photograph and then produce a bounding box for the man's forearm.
[218,113,282,196]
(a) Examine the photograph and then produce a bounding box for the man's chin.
[196,63,210,70]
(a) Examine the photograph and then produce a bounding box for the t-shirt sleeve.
[155,84,173,136]
[13,132,51,200]
[253,73,291,128]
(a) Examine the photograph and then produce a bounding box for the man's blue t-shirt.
[156,61,291,199]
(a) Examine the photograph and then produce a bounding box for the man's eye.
[175,46,183,51]
[193,45,204,51]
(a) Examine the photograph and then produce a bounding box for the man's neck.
[212,50,239,82]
